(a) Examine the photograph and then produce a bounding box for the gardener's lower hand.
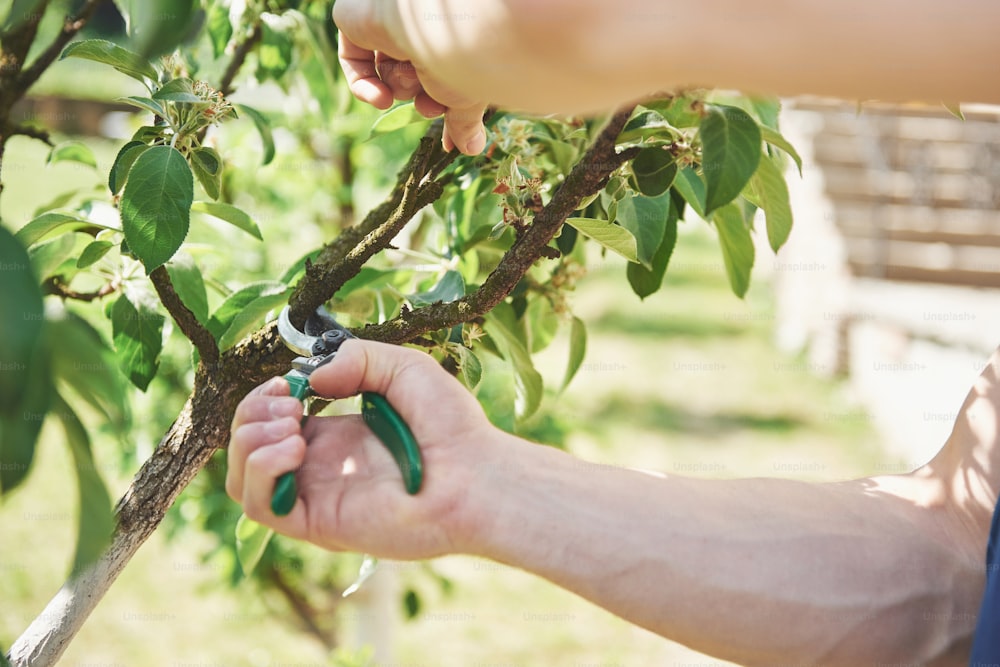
[226,340,496,559]
[332,0,488,155]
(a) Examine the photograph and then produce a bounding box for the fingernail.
[465,129,486,155]
[263,377,284,391]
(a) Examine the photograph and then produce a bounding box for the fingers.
[339,35,394,110]
[375,52,423,101]
[239,433,308,535]
[227,376,304,502]
[339,34,486,155]
[444,105,488,155]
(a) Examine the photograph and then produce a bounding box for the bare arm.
[228,343,1000,666]
[334,0,1000,154]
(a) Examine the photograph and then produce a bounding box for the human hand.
[226,340,497,559]
[332,0,488,155]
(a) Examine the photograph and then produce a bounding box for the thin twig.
[43,276,116,302]
[219,23,263,96]
[149,266,220,364]
[17,0,103,94]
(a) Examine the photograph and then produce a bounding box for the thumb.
[443,104,488,155]
[308,339,442,402]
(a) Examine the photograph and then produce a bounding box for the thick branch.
[359,108,638,344]
[287,120,455,327]
[149,266,220,365]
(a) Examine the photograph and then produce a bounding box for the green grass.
[1,140,888,665]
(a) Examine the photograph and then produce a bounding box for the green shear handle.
[270,308,423,516]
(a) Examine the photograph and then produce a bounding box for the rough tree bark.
[8,109,637,666]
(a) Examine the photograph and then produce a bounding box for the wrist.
[446,429,574,559]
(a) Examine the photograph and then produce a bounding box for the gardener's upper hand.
[226,340,498,559]
[332,0,488,155]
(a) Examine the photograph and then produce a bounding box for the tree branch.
[17,0,103,94]
[219,23,263,97]
[149,266,220,365]
[43,276,116,302]
[359,107,639,344]
[287,120,456,327]
[6,122,53,145]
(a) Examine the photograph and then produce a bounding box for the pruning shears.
[271,306,423,516]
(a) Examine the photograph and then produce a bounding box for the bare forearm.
[389,0,1000,110]
[458,435,983,666]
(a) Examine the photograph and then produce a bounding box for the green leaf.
[118,95,168,119]
[632,147,677,196]
[645,96,704,129]
[190,147,222,200]
[403,589,421,619]
[32,187,87,218]
[257,21,294,81]
[118,0,200,58]
[615,192,671,268]
[713,203,755,298]
[15,212,93,247]
[235,104,276,166]
[60,39,158,85]
[120,145,194,273]
[166,254,209,325]
[750,157,793,253]
[699,105,762,216]
[111,290,165,391]
[526,298,558,353]
[235,514,273,576]
[191,201,262,240]
[54,394,113,576]
[152,77,205,104]
[47,141,97,169]
[627,200,679,299]
[943,102,964,121]
[453,345,483,390]
[476,357,516,432]
[408,270,465,307]
[49,311,128,429]
[617,109,675,145]
[561,316,587,392]
[207,281,290,351]
[486,303,543,420]
[759,126,803,176]
[76,240,114,269]
[672,168,706,219]
[370,103,429,137]
[206,0,233,58]
[750,98,781,130]
[28,233,77,279]
[109,140,151,194]
[0,227,49,495]
[566,217,638,263]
